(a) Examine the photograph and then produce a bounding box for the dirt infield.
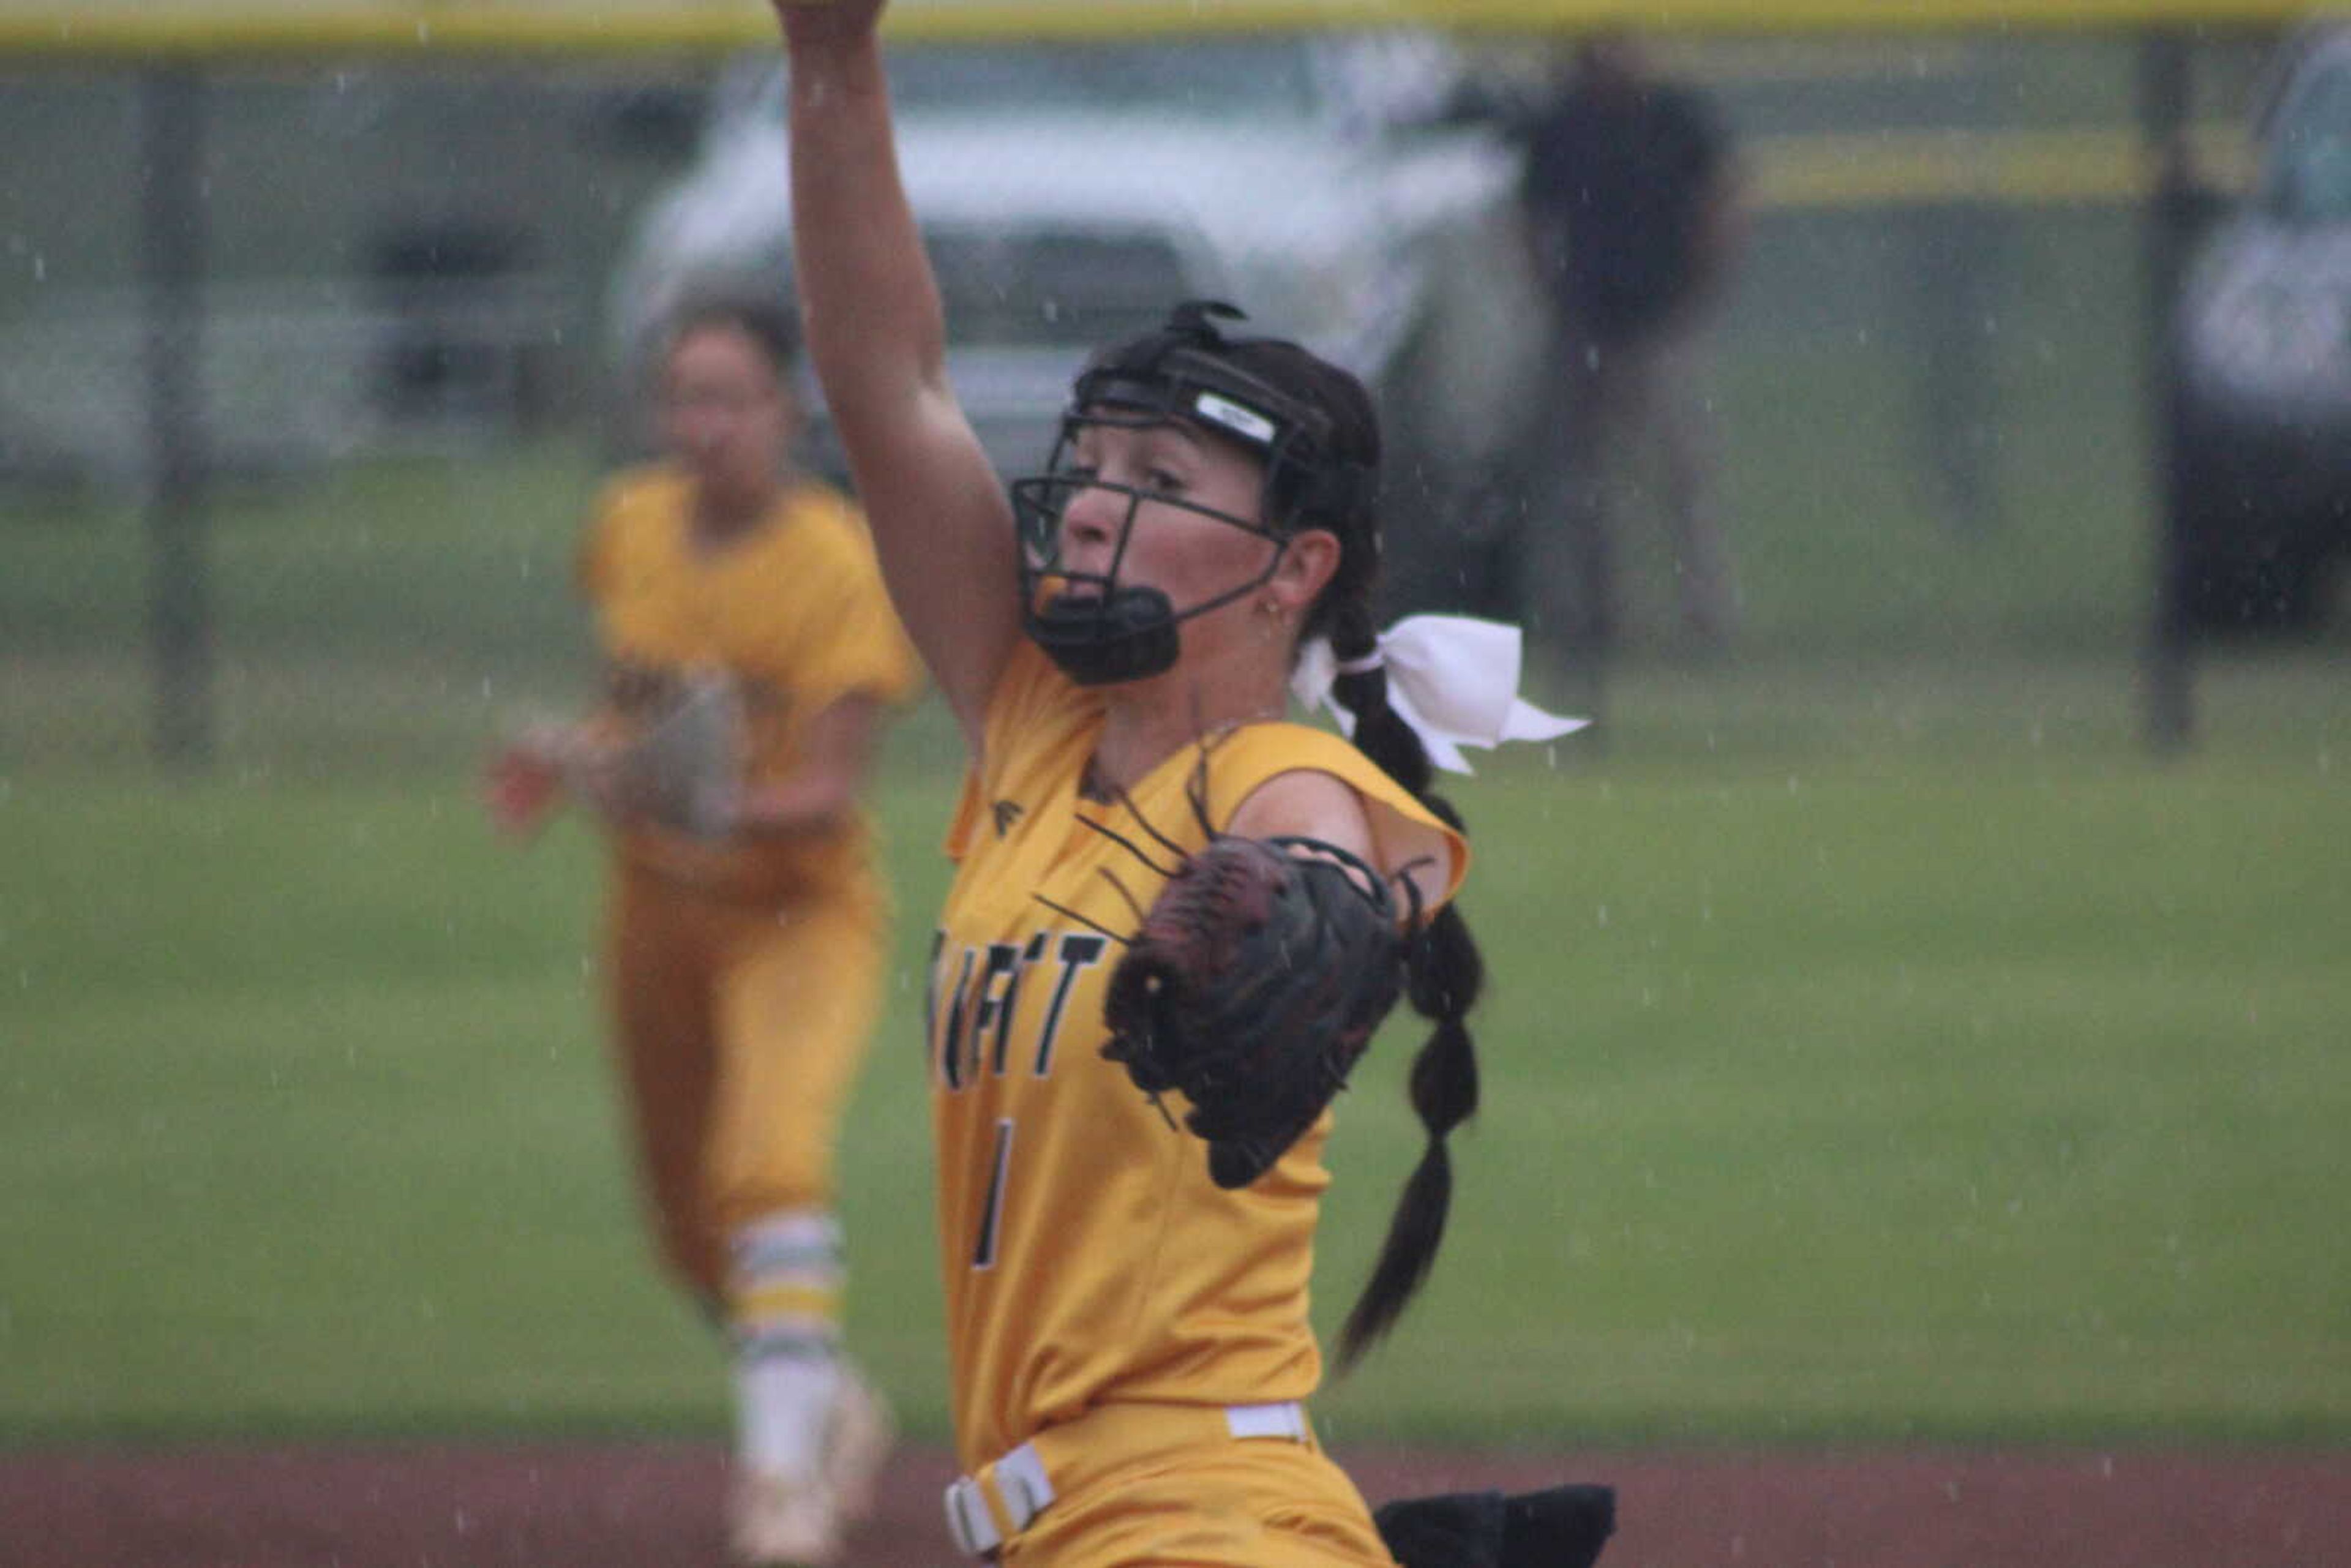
[3,1439,2345,1567]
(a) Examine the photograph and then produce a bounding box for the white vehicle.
[603,36,1529,487]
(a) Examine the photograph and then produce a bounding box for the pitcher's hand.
[770,0,886,52]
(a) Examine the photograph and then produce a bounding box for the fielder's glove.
[575,669,744,839]
[1101,834,1408,1190]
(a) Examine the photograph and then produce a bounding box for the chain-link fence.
[2,15,2338,775]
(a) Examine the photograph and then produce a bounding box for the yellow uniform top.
[928,640,1469,1471]
[580,463,920,900]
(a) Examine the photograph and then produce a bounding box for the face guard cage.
[1008,338,1366,688]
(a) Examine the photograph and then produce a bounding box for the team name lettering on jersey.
[926,928,1109,1090]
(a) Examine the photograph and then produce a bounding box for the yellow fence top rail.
[1751,123,2255,208]
[0,0,2333,59]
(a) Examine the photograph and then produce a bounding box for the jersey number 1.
[972,1117,1014,1270]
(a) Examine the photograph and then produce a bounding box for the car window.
[738,42,1324,126]
[890,42,1322,116]
[927,225,1194,348]
[2268,62,2351,222]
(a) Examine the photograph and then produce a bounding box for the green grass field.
[5,274,2349,1450]
[6,680,2347,1448]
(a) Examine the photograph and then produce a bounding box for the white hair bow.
[1290,614,1589,775]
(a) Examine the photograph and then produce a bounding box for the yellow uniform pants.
[603,858,886,1303]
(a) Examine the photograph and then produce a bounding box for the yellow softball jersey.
[929,641,1468,1471]
[579,464,919,899]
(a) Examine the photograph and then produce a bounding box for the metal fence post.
[2139,28,2198,755]
[141,63,214,771]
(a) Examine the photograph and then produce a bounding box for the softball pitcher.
[486,294,917,1567]
[773,4,1609,1564]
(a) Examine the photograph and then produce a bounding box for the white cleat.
[729,1466,841,1568]
[824,1365,896,1526]
[729,1368,896,1566]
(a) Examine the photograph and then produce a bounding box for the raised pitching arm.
[774,0,1024,756]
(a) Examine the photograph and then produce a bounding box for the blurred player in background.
[772,4,1603,1566]
[484,293,918,1567]
[1515,31,1747,665]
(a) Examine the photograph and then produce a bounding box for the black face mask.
[1009,424,1291,688]
[1006,303,1370,688]
[1022,581,1185,688]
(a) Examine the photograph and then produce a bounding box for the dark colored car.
[2171,24,2351,629]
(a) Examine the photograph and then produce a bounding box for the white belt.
[943,1400,1310,1556]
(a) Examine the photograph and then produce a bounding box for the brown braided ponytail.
[1167,327,1487,1373]
[1319,590,1485,1373]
